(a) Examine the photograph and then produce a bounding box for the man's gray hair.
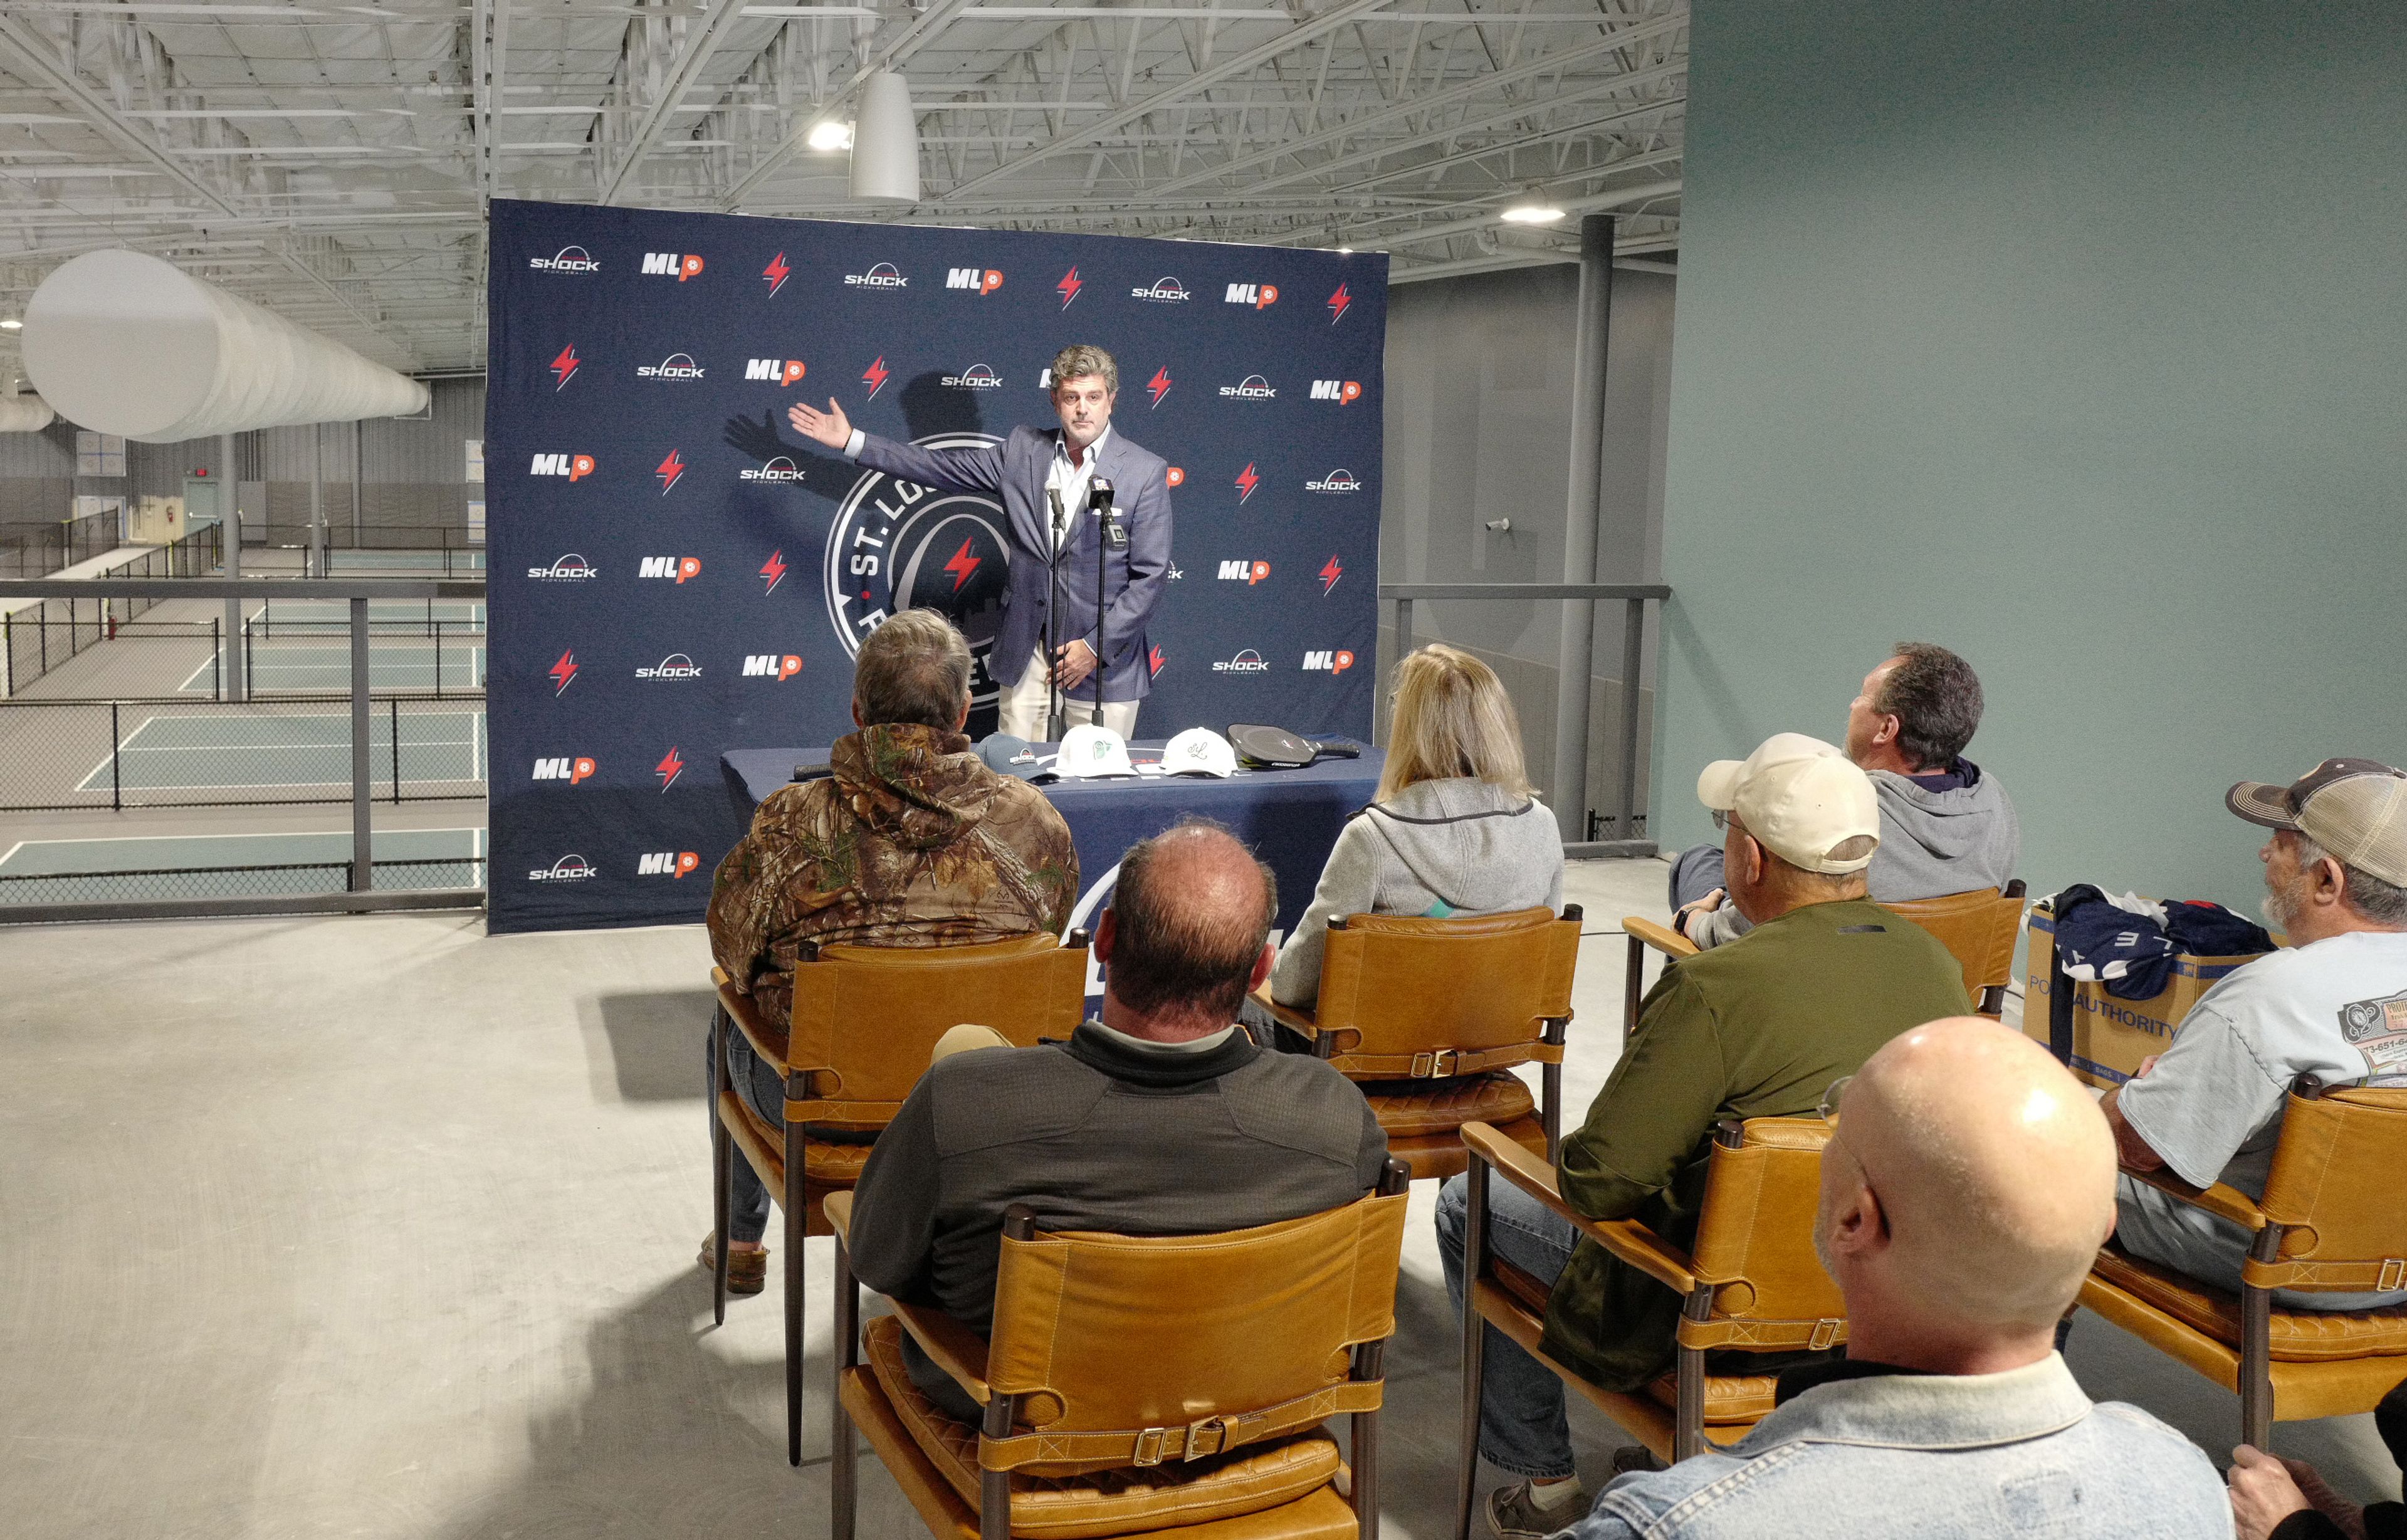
[1049,343,1118,397]
[852,608,972,730]
[2297,834,2407,926]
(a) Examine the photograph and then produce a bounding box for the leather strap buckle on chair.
[1809,1318,1841,1351]
[982,1383,1384,1471]
[1131,1415,1230,1465]
[1130,1428,1167,1467]
[1410,1050,1455,1079]
[2382,1258,2405,1292]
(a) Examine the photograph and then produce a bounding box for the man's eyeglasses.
[1818,1075,1853,1123]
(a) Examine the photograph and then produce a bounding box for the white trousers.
[997,645,1140,741]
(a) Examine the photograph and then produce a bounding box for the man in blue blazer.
[789,344,1173,741]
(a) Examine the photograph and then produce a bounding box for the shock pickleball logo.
[826,432,1012,706]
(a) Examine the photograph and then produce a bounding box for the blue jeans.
[1437,1171,1585,1480]
[1668,844,1724,911]
[706,1006,783,1245]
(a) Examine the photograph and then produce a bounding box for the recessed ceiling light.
[807,120,853,152]
[1499,201,1564,224]
[0,318,21,330]
[1336,246,1353,254]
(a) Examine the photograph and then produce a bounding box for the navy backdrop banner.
[486,199,1388,933]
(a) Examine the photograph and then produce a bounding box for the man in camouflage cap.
[702,608,1078,1293]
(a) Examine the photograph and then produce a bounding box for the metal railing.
[0,509,122,582]
[0,572,487,923]
[1380,582,1670,859]
[1,524,223,696]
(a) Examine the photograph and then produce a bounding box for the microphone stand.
[1089,474,1117,728]
[1045,486,1069,742]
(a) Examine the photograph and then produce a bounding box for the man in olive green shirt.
[1437,734,1973,1539]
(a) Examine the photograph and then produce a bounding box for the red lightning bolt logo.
[1148,644,1165,677]
[1234,462,1261,503]
[1319,555,1343,594]
[1146,366,1172,408]
[763,251,790,297]
[654,448,684,494]
[548,649,577,696]
[862,355,889,400]
[1327,283,1351,324]
[1057,267,1082,310]
[549,343,579,390]
[943,537,982,593]
[759,549,787,595]
[655,746,684,792]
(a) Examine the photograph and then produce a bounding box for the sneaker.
[1486,1479,1589,1540]
[1608,1445,1666,1477]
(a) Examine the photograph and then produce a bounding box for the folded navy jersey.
[2050,883,2274,1000]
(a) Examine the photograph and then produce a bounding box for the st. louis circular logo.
[825,432,1012,704]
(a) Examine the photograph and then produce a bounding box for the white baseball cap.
[1162,726,1239,778]
[1696,732,1880,875]
[1057,723,1137,778]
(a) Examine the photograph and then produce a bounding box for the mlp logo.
[1145,367,1173,408]
[742,652,804,681]
[634,653,702,681]
[1164,466,1186,488]
[1327,283,1352,323]
[1309,379,1363,404]
[741,456,807,485]
[1224,282,1278,309]
[529,245,599,273]
[636,351,705,380]
[1234,463,1261,504]
[654,450,684,494]
[637,851,702,878]
[1219,375,1276,400]
[529,854,596,883]
[825,431,1012,707]
[1303,649,1355,673]
[941,362,1005,390]
[1056,268,1082,308]
[1306,468,1363,495]
[637,556,701,584]
[1318,555,1343,594]
[1219,560,1271,584]
[845,261,908,289]
[762,252,791,296]
[640,251,705,280]
[528,552,597,581]
[1214,648,1271,674]
[530,453,594,479]
[744,358,807,385]
[531,755,595,783]
[946,267,1004,294]
[1131,276,1190,304]
[655,746,685,791]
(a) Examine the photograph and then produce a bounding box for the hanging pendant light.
[849,71,921,203]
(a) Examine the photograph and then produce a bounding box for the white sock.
[1528,1479,1585,1512]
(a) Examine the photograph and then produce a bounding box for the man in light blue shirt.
[2104,758,2407,1308]
[1571,1019,2229,1539]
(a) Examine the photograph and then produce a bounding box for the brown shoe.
[698,1235,768,1296]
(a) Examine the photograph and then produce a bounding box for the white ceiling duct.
[849,72,921,204]
[0,394,54,433]
[20,249,429,443]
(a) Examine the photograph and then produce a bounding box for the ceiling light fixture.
[806,119,852,153]
[0,319,20,330]
[848,71,920,203]
[1499,200,1565,224]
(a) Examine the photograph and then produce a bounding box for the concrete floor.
[1,858,2397,1538]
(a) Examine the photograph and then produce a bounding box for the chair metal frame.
[709,929,1089,1467]
[830,1158,1413,1540]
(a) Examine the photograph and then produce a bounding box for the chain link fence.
[0,856,485,905]
[0,509,121,582]
[1,525,224,696]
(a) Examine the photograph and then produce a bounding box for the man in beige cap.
[2103,757,2407,1309]
[1570,1020,2230,1538]
[1438,733,1971,1538]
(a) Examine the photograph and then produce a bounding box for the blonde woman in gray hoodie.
[1268,644,1566,1012]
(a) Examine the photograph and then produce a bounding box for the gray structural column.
[310,421,326,576]
[1550,214,1615,842]
[221,430,244,701]
[350,594,371,891]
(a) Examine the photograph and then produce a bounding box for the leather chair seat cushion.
[726,1093,877,1183]
[1642,1371,1780,1425]
[2092,1244,2407,1361]
[1355,1072,1536,1136]
[863,1316,1343,1539]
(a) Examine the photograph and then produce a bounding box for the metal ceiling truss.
[0,0,1681,377]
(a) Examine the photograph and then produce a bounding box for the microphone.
[1091,476,1126,550]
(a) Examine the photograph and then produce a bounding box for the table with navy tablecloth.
[720,741,1385,941]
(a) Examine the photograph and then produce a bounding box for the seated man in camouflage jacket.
[701,609,1079,1293]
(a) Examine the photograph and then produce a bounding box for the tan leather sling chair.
[1251,906,1583,1180]
[1453,1113,1845,1538]
[828,1158,1412,1540]
[1620,880,2026,1042]
[2080,1074,2407,1449]
[711,930,1089,1466]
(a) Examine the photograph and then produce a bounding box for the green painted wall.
[1655,1,2407,909]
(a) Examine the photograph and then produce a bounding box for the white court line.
[0,828,487,876]
[113,739,477,753]
[472,712,484,780]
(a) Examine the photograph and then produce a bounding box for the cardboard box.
[2023,903,2267,1090]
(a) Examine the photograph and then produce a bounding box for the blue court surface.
[180,639,487,694]
[255,598,487,630]
[0,827,485,903]
[83,710,486,792]
[321,548,487,574]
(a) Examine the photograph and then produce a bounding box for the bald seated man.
[1568,1020,2231,1539]
[846,817,1389,1422]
